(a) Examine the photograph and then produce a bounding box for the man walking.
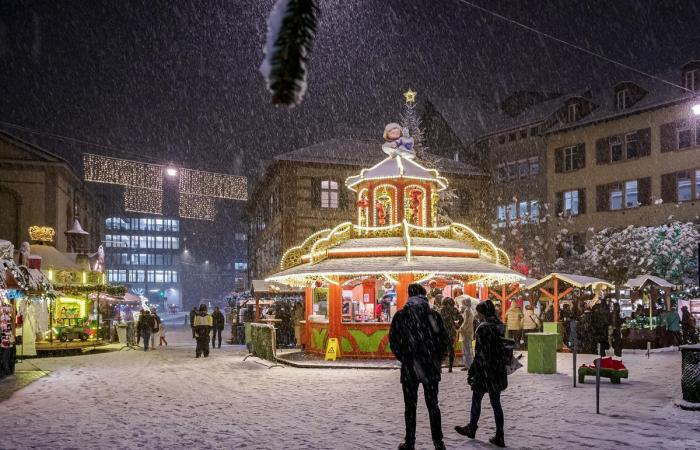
[455,289,474,371]
[211,306,225,349]
[193,304,213,358]
[390,283,450,450]
[136,309,155,352]
[456,300,507,447]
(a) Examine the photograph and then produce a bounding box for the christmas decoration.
[260,0,319,106]
[400,89,428,159]
[403,88,417,104]
[179,193,216,221]
[178,168,247,200]
[381,123,415,159]
[123,187,163,215]
[28,226,55,243]
[83,153,163,189]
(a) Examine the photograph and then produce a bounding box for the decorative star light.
[403,88,417,104]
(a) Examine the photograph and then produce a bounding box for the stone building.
[246,138,487,281]
[0,131,104,251]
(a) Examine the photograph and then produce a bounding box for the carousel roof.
[346,154,449,192]
[268,221,524,286]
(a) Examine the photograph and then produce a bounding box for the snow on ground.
[4,325,700,450]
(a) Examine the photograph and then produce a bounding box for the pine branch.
[260,0,319,107]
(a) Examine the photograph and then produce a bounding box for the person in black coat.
[592,298,611,357]
[455,300,507,448]
[390,283,450,450]
[189,307,197,339]
[211,306,225,349]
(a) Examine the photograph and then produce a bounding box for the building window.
[507,163,517,181]
[498,135,506,144]
[563,190,579,216]
[562,146,584,172]
[625,180,638,208]
[507,203,517,223]
[496,205,506,228]
[678,127,692,149]
[678,171,692,201]
[609,183,623,210]
[625,133,639,159]
[528,157,539,177]
[530,126,539,136]
[685,69,699,91]
[616,89,630,110]
[696,169,700,199]
[519,129,527,139]
[610,136,623,162]
[234,262,248,271]
[530,200,540,223]
[518,201,529,220]
[518,160,529,180]
[508,132,516,142]
[568,103,579,122]
[235,233,247,241]
[496,164,507,183]
[320,180,339,208]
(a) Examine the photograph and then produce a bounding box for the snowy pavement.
[3,325,700,450]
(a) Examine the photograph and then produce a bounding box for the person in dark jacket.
[136,310,156,351]
[211,306,225,349]
[193,304,213,358]
[189,307,197,338]
[455,300,507,448]
[439,297,463,373]
[681,306,698,344]
[610,302,624,357]
[592,298,611,356]
[390,283,450,450]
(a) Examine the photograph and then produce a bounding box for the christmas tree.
[400,89,428,159]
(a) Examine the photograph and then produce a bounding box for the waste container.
[678,344,700,409]
[527,332,558,374]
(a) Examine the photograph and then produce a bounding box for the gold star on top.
[403,88,417,104]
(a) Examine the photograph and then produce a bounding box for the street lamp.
[692,104,700,116]
[165,166,178,177]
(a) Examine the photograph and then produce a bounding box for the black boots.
[454,424,477,439]
[398,443,414,450]
[489,433,506,448]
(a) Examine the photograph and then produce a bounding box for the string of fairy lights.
[83,153,247,219]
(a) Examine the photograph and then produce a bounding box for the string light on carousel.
[266,119,525,358]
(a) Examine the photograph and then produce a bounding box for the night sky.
[1,0,699,298]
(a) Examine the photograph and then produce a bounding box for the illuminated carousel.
[267,126,524,358]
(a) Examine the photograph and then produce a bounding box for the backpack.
[501,336,522,375]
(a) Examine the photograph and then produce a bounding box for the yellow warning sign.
[325,338,339,361]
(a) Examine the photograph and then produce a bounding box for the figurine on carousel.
[408,189,422,225]
[382,123,415,159]
[376,200,387,226]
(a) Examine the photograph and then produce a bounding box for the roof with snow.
[625,274,675,288]
[274,138,482,176]
[345,154,449,192]
[526,273,614,290]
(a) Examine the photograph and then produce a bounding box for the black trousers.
[402,380,443,445]
[196,334,210,357]
[469,389,504,435]
[191,326,195,338]
[212,328,222,348]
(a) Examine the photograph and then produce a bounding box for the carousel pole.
[327,279,342,341]
[553,276,560,323]
[396,273,413,310]
[304,284,313,349]
[502,285,507,322]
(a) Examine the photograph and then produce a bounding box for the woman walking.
[455,300,507,447]
[439,297,463,373]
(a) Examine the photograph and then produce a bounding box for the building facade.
[104,216,182,309]
[0,131,104,252]
[247,138,488,282]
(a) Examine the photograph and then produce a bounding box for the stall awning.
[625,274,674,289]
[526,273,614,290]
[251,280,303,296]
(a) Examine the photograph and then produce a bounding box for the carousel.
[266,125,524,358]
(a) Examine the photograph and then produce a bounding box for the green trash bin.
[542,322,563,349]
[527,332,558,374]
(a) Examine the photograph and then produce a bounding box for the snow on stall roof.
[526,273,614,290]
[625,274,675,288]
[251,279,303,295]
[29,245,81,271]
[274,138,482,176]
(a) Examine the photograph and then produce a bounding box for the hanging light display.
[123,187,162,215]
[178,193,216,221]
[83,153,163,189]
[179,168,247,200]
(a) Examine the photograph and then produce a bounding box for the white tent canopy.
[526,273,614,290]
[625,274,674,289]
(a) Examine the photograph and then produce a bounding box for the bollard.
[571,320,577,388]
[596,343,601,414]
[647,341,651,359]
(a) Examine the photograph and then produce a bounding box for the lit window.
[507,203,517,223]
[564,190,579,215]
[507,163,517,181]
[609,184,623,210]
[496,205,506,228]
[530,201,540,222]
[528,157,539,177]
[235,262,248,271]
[320,180,339,208]
[678,171,692,201]
[235,233,247,241]
[678,128,692,149]
[625,133,639,159]
[610,136,623,162]
[625,180,638,208]
[518,161,529,180]
[518,201,529,219]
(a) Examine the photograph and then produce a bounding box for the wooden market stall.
[266,144,524,358]
[526,273,614,322]
[490,277,538,323]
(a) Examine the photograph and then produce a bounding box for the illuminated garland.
[28,226,55,243]
[179,168,247,200]
[179,193,216,221]
[124,187,162,215]
[56,284,127,297]
[83,153,163,189]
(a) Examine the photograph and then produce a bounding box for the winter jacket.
[212,310,225,330]
[439,301,463,341]
[591,305,610,343]
[505,306,524,331]
[193,312,213,338]
[665,310,681,332]
[389,295,450,385]
[189,309,196,327]
[522,309,541,331]
[459,298,475,342]
[137,313,156,334]
[468,316,507,394]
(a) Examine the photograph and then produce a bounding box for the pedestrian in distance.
[193,304,213,358]
[592,298,611,357]
[211,306,225,349]
[454,288,474,371]
[505,302,524,350]
[439,297,463,373]
[151,310,161,350]
[390,283,450,450]
[455,300,507,448]
[521,303,541,348]
[136,309,156,351]
[189,307,197,339]
[159,320,168,346]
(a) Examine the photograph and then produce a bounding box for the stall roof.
[29,245,82,271]
[625,275,674,289]
[526,273,614,290]
[251,280,303,295]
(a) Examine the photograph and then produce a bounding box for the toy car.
[55,318,90,342]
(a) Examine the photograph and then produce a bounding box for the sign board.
[325,337,339,361]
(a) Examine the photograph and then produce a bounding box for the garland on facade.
[54,284,127,297]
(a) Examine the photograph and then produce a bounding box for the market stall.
[266,141,524,358]
[623,274,680,349]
